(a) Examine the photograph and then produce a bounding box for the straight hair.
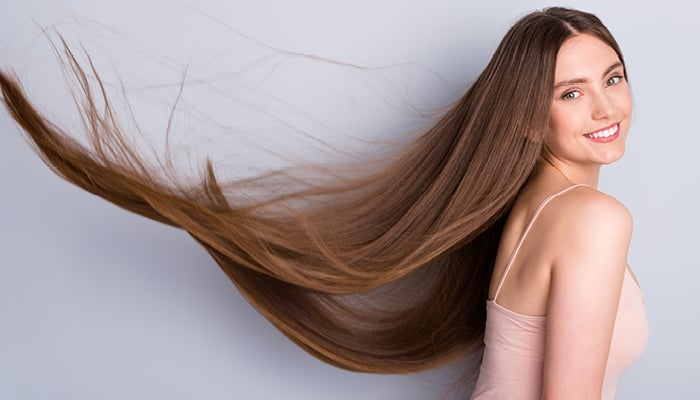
[0,7,625,373]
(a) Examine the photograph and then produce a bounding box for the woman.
[0,6,646,399]
[469,17,648,399]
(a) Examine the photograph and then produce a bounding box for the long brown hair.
[0,7,625,373]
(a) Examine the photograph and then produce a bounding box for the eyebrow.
[553,62,623,89]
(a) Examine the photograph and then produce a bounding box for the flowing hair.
[0,7,625,373]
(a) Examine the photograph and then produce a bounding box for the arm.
[541,191,633,399]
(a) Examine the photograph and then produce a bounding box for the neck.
[538,157,600,188]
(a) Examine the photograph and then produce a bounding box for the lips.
[583,123,619,143]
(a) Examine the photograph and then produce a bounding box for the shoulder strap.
[492,184,589,302]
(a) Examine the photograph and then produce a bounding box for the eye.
[562,90,581,100]
[606,75,623,87]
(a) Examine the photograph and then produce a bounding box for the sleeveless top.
[470,185,648,399]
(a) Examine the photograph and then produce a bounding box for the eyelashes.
[559,74,625,101]
[562,90,581,100]
[605,75,624,87]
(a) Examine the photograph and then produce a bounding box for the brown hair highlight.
[0,7,625,374]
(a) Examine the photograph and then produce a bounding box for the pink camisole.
[470,185,648,399]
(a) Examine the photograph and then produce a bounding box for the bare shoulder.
[541,186,634,398]
[546,185,632,238]
[535,186,633,268]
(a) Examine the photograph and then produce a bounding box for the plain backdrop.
[1,1,698,399]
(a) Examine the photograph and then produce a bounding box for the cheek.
[621,92,633,117]
[614,84,633,117]
[546,106,571,144]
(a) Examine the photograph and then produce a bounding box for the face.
[545,33,632,169]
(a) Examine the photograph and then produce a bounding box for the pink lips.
[583,123,619,143]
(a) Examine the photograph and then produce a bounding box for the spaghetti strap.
[492,184,589,302]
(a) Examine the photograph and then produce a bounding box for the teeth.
[585,124,618,139]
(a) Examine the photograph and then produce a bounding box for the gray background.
[1,1,697,399]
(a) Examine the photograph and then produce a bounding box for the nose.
[591,90,615,120]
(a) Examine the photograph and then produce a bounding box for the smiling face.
[545,33,632,172]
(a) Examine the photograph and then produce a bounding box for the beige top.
[470,185,648,399]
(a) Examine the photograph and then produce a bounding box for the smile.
[583,123,619,142]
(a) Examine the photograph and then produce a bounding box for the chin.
[598,147,626,165]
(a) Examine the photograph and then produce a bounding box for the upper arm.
[542,191,632,399]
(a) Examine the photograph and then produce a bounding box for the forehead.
[555,33,620,79]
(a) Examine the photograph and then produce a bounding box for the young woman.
[0,6,647,399]
[469,24,648,399]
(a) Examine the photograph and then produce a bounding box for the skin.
[487,33,635,399]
